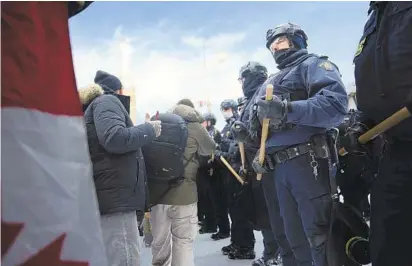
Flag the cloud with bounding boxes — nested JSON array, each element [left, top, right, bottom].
[[71, 23, 277, 129], [70, 22, 354, 129]]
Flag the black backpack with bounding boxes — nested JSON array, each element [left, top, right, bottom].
[[142, 113, 190, 185]]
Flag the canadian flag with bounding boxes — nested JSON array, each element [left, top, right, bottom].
[[1, 2, 107, 266]]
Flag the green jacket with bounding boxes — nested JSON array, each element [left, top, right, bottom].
[[149, 104, 216, 206]]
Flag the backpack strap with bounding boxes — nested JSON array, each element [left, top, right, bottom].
[[150, 152, 196, 207]]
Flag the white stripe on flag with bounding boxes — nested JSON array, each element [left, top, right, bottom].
[[2, 107, 107, 266]]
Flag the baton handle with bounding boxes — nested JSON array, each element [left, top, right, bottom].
[[339, 107, 411, 156], [257, 84, 274, 180], [220, 156, 245, 185]]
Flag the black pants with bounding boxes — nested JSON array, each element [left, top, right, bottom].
[[262, 171, 308, 266], [262, 229, 280, 260], [197, 167, 216, 230], [370, 139, 412, 266], [211, 167, 230, 233], [227, 171, 255, 248]]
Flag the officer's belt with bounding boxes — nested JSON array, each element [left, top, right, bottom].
[[271, 142, 312, 164]]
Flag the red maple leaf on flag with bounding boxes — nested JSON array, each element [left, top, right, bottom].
[[1, 220, 89, 266], [2, 221, 24, 257]]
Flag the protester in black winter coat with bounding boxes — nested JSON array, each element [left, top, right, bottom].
[[79, 70, 161, 266]]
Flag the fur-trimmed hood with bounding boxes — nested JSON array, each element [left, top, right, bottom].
[[78, 84, 104, 111], [169, 104, 204, 123]]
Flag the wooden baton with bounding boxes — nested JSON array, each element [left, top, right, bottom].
[[239, 142, 246, 170], [339, 107, 411, 156], [256, 84, 274, 181], [220, 156, 245, 185]]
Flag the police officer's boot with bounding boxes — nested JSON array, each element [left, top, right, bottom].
[[211, 231, 230, 240], [199, 225, 217, 234], [221, 243, 238, 255], [251, 255, 282, 266], [228, 247, 256, 260]]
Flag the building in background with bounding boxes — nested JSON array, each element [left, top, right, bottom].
[[122, 84, 137, 123], [118, 36, 138, 123]]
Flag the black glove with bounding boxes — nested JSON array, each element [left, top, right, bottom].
[[231, 121, 249, 143], [252, 149, 275, 174], [213, 131, 222, 144], [238, 165, 247, 177], [214, 150, 223, 160], [256, 95, 288, 127], [340, 122, 369, 155]]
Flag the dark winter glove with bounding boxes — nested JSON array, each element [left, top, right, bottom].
[[340, 122, 369, 155], [252, 149, 275, 174], [213, 132, 222, 144], [238, 165, 247, 177], [213, 150, 223, 160], [256, 95, 288, 127], [231, 121, 249, 143]]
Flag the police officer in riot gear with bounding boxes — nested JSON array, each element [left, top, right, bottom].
[[202, 112, 231, 240], [217, 99, 256, 260], [220, 99, 239, 139], [252, 23, 348, 266], [340, 3, 412, 266], [197, 113, 221, 234], [233, 62, 284, 266]]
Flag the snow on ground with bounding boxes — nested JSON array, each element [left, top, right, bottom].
[[140, 230, 372, 266], [140, 230, 265, 266]]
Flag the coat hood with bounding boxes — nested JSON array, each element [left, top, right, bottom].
[[170, 104, 203, 123], [78, 84, 104, 111]]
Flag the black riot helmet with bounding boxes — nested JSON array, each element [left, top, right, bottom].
[[220, 99, 238, 111], [238, 62, 268, 98], [265, 22, 308, 50], [203, 112, 217, 126], [238, 61, 268, 80]]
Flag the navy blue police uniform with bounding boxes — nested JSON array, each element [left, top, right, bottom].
[[344, 2, 412, 265], [217, 99, 257, 259], [204, 113, 231, 239], [237, 62, 280, 266], [234, 61, 299, 266], [252, 23, 348, 266], [197, 113, 221, 234]]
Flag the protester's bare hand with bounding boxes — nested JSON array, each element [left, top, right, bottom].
[[145, 113, 151, 122]]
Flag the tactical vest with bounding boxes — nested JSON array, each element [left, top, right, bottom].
[[250, 54, 326, 136]]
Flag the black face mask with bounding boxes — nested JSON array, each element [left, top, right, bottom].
[[242, 74, 267, 98], [273, 48, 299, 65]]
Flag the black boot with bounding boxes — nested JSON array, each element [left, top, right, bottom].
[[221, 243, 238, 255], [199, 225, 217, 234], [228, 247, 256, 260], [251, 255, 281, 266], [211, 231, 230, 240]]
